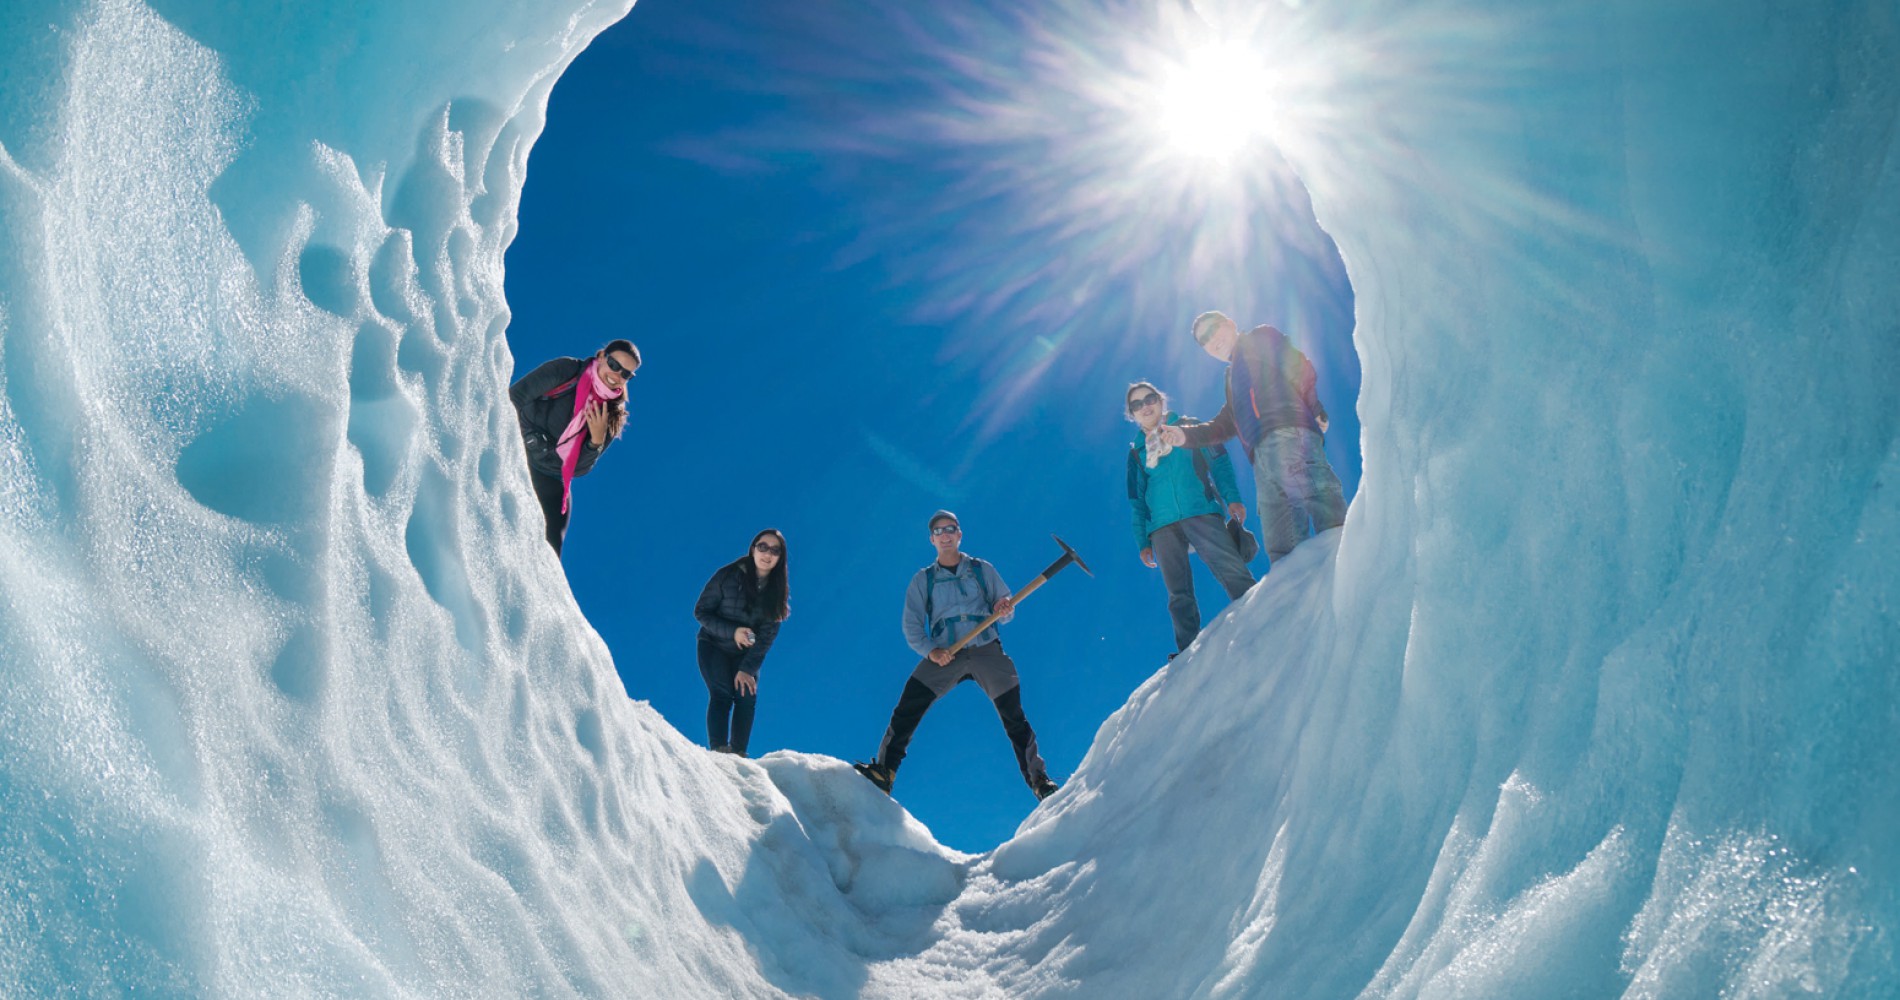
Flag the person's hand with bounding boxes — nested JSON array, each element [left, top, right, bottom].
[[584, 400, 610, 445], [735, 672, 758, 696], [1227, 502, 1246, 522], [929, 647, 954, 666], [993, 594, 1014, 615], [1317, 415, 1329, 435], [1140, 548, 1157, 568], [1157, 425, 1187, 447], [734, 627, 756, 649]]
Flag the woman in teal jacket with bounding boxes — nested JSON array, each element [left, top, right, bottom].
[[1125, 382, 1257, 653]]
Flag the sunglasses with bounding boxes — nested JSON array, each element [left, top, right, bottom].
[[753, 541, 784, 556], [602, 354, 638, 379], [930, 524, 960, 536], [1128, 393, 1162, 412]]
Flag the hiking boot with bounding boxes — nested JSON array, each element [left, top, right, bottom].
[[715, 745, 746, 757], [1033, 777, 1060, 802], [853, 760, 895, 795]]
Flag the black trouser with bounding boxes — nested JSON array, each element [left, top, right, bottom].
[[529, 468, 569, 555], [698, 637, 757, 755], [878, 677, 1047, 788]]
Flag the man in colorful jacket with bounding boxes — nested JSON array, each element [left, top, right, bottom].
[[1159, 312, 1347, 562]]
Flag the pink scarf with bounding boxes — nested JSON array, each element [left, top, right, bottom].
[[554, 359, 624, 513]]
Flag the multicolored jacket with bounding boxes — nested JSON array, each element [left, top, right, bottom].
[[1180, 325, 1328, 457]]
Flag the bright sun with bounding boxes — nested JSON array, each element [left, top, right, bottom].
[[1153, 41, 1276, 163]]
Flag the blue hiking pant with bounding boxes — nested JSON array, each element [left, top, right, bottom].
[[1253, 426, 1346, 561], [1149, 513, 1255, 651]]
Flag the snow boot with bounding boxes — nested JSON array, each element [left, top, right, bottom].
[[853, 760, 895, 795], [1033, 777, 1060, 802]]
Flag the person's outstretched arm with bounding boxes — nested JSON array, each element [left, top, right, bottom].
[[1175, 403, 1236, 449]]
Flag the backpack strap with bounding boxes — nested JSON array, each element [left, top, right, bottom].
[[1189, 447, 1220, 502], [969, 556, 996, 607], [1175, 419, 1221, 502], [923, 563, 935, 625]]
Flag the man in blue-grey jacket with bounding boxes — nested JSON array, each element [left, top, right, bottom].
[[855, 510, 1059, 802]]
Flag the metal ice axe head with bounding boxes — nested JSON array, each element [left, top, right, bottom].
[[1044, 534, 1094, 580], [943, 533, 1094, 655]]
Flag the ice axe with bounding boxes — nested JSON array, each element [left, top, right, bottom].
[[945, 534, 1094, 656]]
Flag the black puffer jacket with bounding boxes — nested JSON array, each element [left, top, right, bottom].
[[509, 357, 613, 478], [694, 562, 784, 675]]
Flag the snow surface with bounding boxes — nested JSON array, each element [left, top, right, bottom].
[[2, 0, 1896, 997]]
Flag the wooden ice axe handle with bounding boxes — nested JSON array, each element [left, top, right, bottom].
[[943, 535, 1093, 656]]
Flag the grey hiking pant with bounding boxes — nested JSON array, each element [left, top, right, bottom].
[[1150, 513, 1255, 651], [1253, 426, 1346, 561], [875, 641, 1050, 789]]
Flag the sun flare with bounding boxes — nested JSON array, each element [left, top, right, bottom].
[[1153, 40, 1277, 163]]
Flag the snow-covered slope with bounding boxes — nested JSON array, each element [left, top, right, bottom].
[[1, 0, 1893, 996]]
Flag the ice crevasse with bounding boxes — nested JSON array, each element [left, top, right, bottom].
[[0, 0, 1895, 997]]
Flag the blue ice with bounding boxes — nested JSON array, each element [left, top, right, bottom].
[[0, 0, 1893, 996]]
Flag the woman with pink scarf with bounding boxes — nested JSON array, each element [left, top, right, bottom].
[[508, 339, 639, 555]]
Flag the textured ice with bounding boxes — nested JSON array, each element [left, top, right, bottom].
[[1, 0, 1895, 997]]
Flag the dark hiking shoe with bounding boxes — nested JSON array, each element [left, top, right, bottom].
[[715, 745, 746, 757], [853, 760, 895, 795], [1033, 777, 1060, 802]]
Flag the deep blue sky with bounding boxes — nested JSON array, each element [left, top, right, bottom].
[[504, 0, 1358, 852]]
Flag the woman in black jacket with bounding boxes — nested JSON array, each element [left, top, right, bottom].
[[693, 529, 791, 757], [508, 339, 639, 554]]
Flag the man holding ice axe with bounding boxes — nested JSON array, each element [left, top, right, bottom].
[[855, 510, 1084, 803]]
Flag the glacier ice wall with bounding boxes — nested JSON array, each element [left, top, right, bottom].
[[1, 0, 1895, 997], [0, 0, 858, 994], [955, 0, 1899, 995]]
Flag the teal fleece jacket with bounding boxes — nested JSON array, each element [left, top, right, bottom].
[[1127, 413, 1243, 552]]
